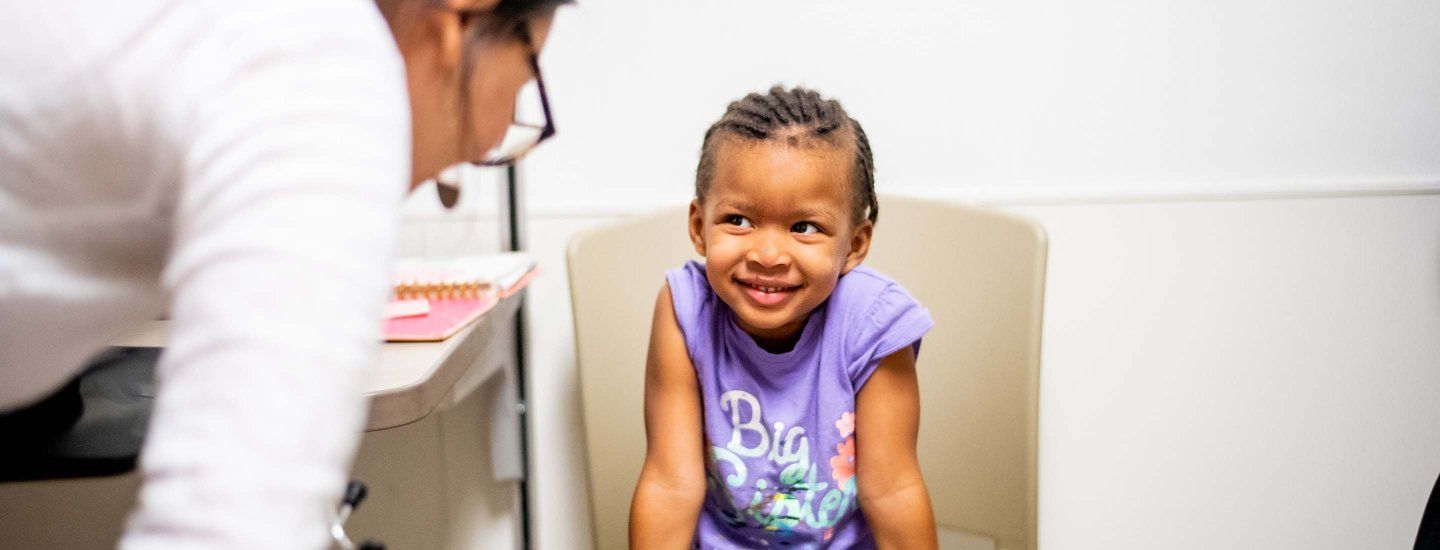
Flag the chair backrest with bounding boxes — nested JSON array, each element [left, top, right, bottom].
[[568, 196, 1046, 550]]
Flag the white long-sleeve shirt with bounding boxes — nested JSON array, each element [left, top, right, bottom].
[[0, 0, 409, 547]]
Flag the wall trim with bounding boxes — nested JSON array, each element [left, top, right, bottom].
[[526, 180, 1440, 219]]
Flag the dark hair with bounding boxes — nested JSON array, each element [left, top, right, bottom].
[[375, 0, 572, 39], [695, 85, 878, 224], [481, 0, 573, 37]]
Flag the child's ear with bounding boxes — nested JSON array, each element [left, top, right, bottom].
[[841, 219, 873, 275], [688, 199, 707, 257]]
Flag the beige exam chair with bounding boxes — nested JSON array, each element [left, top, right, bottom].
[[568, 196, 1047, 550]]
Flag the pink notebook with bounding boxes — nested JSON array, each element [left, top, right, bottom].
[[381, 265, 540, 342], [383, 295, 499, 342]]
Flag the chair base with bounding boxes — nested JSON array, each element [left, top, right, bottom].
[[0, 347, 158, 482]]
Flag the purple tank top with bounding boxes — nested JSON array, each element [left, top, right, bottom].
[[666, 260, 933, 549]]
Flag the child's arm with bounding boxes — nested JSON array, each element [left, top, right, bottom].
[[856, 345, 940, 550], [629, 282, 708, 549]]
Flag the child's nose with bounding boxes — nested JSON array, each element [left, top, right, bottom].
[[746, 231, 790, 268]]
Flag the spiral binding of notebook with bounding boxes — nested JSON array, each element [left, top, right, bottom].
[[390, 253, 535, 299], [392, 279, 492, 300]]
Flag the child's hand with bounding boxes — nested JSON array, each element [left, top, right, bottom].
[[856, 345, 940, 550]]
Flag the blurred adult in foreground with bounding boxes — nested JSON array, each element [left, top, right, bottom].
[[0, 0, 566, 547]]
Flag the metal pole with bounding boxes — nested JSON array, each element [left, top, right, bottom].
[[504, 165, 532, 550]]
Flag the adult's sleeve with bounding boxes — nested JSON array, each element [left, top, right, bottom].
[[119, 2, 410, 549]]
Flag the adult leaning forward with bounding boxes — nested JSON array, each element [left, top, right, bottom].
[[0, 0, 567, 547]]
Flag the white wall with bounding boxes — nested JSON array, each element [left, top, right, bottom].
[[528, 0, 1440, 209], [406, 1, 1440, 548], [1010, 194, 1440, 549]]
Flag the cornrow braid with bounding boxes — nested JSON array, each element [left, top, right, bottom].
[[696, 85, 878, 224]]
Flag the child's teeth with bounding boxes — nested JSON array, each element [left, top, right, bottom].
[[745, 281, 791, 293]]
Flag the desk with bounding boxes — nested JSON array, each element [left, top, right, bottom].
[[113, 290, 524, 432], [0, 291, 528, 549]]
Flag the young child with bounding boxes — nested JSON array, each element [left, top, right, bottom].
[[630, 86, 939, 549]]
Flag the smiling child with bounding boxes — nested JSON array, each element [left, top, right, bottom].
[[629, 86, 939, 549]]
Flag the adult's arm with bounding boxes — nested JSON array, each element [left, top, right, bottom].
[[119, 2, 410, 548]]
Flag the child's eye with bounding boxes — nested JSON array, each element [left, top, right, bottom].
[[724, 215, 753, 228], [791, 222, 821, 235]]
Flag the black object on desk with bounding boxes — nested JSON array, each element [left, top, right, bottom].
[[0, 347, 158, 482]]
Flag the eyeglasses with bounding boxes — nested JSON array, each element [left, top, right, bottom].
[[436, 19, 556, 209]]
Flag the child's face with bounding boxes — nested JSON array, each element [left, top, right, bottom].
[[689, 140, 873, 347]]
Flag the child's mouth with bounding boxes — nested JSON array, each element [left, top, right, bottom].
[[735, 278, 801, 307]]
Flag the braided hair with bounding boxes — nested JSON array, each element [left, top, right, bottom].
[[696, 86, 878, 225]]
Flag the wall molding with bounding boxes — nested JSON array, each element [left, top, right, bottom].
[[524, 180, 1440, 219]]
